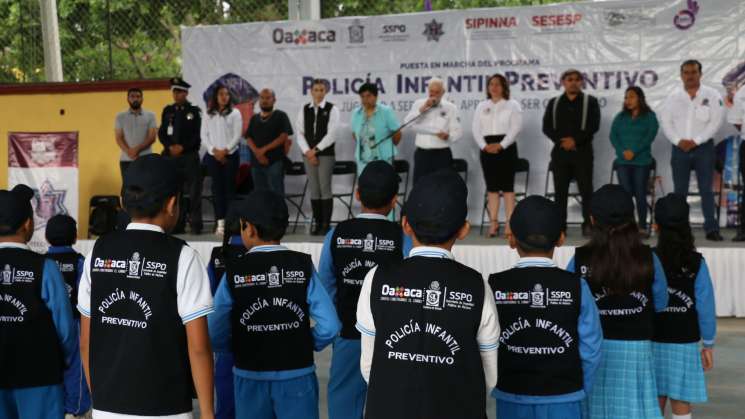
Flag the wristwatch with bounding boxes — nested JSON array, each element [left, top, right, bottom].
[[313, 147, 321, 154]]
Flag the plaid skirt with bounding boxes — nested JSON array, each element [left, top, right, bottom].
[[586, 340, 662, 419], [652, 342, 708, 403]]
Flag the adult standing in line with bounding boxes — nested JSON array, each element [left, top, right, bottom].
[[404, 77, 462, 183], [660, 60, 725, 241], [201, 84, 243, 237], [296, 79, 340, 235], [158, 77, 203, 235], [245, 88, 294, 197], [115, 87, 157, 179], [350, 83, 401, 175], [473, 73, 523, 238], [542, 69, 601, 236], [609, 86, 659, 234]]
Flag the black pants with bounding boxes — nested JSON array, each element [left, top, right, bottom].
[[169, 151, 203, 232], [414, 147, 453, 183], [119, 161, 132, 180], [552, 148, 593, 229], [204, 152, 239, 219]]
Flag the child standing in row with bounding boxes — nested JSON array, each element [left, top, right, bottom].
[[567, 185, 669, 419], [489, 196, 603, 419], [653, 194, 716, 419]]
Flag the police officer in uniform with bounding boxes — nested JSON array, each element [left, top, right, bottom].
[[488, 196, 602, 419], [0, 186, 76, 419], [318, 161, 412, 419], [208, 189, 340, 419], [158, 77, 203, 234], [44, 214, 92, 417], [356, 170, 500, 419], [77, 154, 215, 419]]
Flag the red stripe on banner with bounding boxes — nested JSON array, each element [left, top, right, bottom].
[[8, 132, 79, 168]]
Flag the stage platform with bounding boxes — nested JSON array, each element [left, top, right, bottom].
[[74, 227, 745, 317]]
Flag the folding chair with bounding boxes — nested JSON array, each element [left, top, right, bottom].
[[544, 161, 583, 225], [200, 164, 217, 228], [451, 158, 468, 183], [284, 161, 309, 233], [331, 161, 358, 223], [480, 158, 530, 235], [609, 158, 658, 231], [681, 163, 724, 227], [393, 160, 411, 220]]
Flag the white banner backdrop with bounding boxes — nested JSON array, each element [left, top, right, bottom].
[[8, 132, 80, 251], [183, 0, 745, 224]]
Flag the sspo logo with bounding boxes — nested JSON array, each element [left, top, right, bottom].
[[382, 24, 406, 34], [381, 284, 423, 299]]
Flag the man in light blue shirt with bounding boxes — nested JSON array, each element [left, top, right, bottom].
[[350, 83, 401, 174]]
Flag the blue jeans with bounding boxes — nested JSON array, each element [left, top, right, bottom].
[[616, 164, 651, 229], [251, 160, 285, 197], [234, 373, 319, 419], [671, 141, 718, 233], [205, 152, 240, 220]]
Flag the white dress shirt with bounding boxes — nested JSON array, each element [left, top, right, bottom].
[[472, 98, 523, 150], [78, 223, 214, 419], [403, 98, 462, 149], [355, 246, 500, 392], [295, 100, 341, 154], [660, 85, 725, 145], [200, 107, 243, 155], [727, 85, 745, 136]]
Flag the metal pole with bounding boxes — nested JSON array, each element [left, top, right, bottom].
[[38, 0, 63, 81], [107, 0, 113, 79], [289, 0, 319, 20]]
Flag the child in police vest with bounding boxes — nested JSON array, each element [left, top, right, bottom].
[[653, 194, 716, 419], [0, 185, 76, 419], [78, 154, 216, 419], [206, 200, 247, 419], [208, 189, 340, 419], [566, 184, 669, 419], [356, 169, 500, 419], [44, 214, 92, 418], [318, 160, 412, 419], [488, 196, 602, 419]]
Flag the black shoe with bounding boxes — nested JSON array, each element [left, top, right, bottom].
[[706, 231, 724, 242], [733, 232, 745, 242]]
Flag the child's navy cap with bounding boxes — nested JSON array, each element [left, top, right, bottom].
[[0, 185, 34, 235], [358, 160, 400, 202], [404, 169, 468, 238], [655, 193, 689, 228], [591, 184, 635, 226], [235, 190, 289, 229], [510, 196, 563, 250], [122, 154, 184, 207], [45, 214, 77, 244]]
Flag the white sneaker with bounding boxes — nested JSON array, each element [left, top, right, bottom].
[[215, 219, 225, 237]]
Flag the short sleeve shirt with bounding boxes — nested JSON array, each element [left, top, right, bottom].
[[115, 109, 157, 161], [246, 110, 294, 165]]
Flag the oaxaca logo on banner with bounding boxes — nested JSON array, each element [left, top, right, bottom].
[[8, 132, 79, 250]]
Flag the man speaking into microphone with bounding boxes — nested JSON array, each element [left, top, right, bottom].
[[404, 77, 462, 183]]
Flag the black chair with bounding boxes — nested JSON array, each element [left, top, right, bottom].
[[451, 158, 468, 183], [88, 195, 121, 238], [200, 164, 217, 228], [331, 161, 358, 223], [480, 158, 530, 235], [393, 160, 411, 220], [284, 161, 310, 233], [544, 161, 583, 225], [609, 158, 658, 231]]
